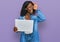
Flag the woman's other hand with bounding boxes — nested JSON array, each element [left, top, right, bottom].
[[13, 26, 18, 32], [34, 3, 38, 10]]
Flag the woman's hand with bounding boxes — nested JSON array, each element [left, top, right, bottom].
[[13, 26, 18, 32], [34, 3, 38, 10]]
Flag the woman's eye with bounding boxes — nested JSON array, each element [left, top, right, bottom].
[[29, 6, 33, 9], [28, 6, 31, 8]]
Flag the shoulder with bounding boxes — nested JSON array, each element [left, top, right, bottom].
[[31, 15, 37, 20]]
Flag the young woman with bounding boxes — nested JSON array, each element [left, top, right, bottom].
[[14, 1, 46, 42]]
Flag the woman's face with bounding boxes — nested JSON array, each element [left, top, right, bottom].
[[26, 3, 34, 14]]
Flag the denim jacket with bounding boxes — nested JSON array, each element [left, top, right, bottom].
[[18, 10, 46, 42]]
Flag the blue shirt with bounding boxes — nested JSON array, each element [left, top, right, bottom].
[[19, 10, 46, 42]]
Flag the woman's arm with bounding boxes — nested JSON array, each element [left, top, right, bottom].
[[35, 10, 46, 22]]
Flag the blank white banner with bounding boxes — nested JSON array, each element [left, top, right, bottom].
[[15, 19, 34, 34]]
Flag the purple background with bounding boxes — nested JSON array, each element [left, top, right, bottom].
[[0, 0, 60, 42]]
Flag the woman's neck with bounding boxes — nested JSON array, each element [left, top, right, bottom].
[[25, 13, 31, 20]]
